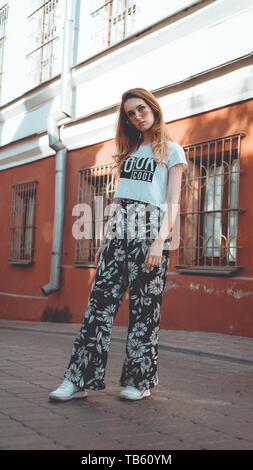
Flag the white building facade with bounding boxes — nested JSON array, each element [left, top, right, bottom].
[[0, 0, 252, 167]]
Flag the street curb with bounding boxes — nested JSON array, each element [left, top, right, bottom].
[[1, 324, 253, 366], [112, 335, 253, 366]]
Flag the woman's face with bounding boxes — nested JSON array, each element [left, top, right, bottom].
[[124, 97, 155, 134]]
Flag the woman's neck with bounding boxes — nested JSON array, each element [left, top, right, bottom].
[[141, 129, 153, 144]]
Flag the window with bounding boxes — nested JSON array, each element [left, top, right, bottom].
[[9, 181, 37, 265], [74, 163, 116, 266], [80, 0, 197, 62], [89, 0, 138, 53], [27, 0, 64, 87], [176, 133, 245, 276], [0, 3, 9, 102]]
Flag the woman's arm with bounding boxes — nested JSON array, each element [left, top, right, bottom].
[[95, 172, 120, 266], [157, 163, 184, 242], [145, 164, 184, 270], [94, 200, 117, 266], [103, 200, 118, 242]]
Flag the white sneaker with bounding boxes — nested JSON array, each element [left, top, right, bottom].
[[120, 386, 151, 401], [49, 378, 87, 402]]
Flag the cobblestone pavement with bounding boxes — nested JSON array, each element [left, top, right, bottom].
[[0, 321, 253, 451]]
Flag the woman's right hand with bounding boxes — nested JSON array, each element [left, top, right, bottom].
[[95, 244, 104, 267]]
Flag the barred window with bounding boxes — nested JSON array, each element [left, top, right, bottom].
[[9, 181, 37, 265], [90, 0, 138, 53], [176, 133, 245, 276], [0, 3, 9, 102], [27, 0, 64, 87], [74, 164, 116, 267]]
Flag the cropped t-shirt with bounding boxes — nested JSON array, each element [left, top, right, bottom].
[[113, 141, 188, 210]]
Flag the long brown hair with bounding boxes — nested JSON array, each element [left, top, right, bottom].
[[112, 88, 170, 179]]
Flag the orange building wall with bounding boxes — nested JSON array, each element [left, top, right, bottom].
[[0, 99, 253, 336]]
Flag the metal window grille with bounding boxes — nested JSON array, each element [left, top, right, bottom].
[[74, 163, 116, 266], [176, 133, 245, 276], [0, 3, 9, 102], [9, 181, 37, 265], [27, 0, 63, 87], [90, 0, 137, 51]]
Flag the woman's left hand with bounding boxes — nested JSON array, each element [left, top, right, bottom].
[[145, 239, 164, 270]]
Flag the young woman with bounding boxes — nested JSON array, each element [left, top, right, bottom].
[[49, 88, 188, 401]]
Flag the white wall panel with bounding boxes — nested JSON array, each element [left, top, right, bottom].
[[1, 0, 253, 169]]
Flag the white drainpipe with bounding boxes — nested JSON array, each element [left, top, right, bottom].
[[41, 0, 77, 296]]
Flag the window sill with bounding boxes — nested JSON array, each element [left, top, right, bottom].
[[175, 265, 243, 277], [8, 259, 34, 266], [74, 263, 96, 268]]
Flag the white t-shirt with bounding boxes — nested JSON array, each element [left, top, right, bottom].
[[113, 141, 188, 210]]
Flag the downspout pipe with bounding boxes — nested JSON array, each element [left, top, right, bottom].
[[41, 0, 76, 296]]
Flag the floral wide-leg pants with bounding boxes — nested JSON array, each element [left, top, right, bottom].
[[64, 199, 170, 391]]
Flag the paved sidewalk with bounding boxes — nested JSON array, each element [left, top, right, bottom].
[[1, 319, 253, 365], [0, 320, 253, 450]]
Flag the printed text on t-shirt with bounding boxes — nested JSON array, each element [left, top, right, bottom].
[[120, 156, 157, 182]]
